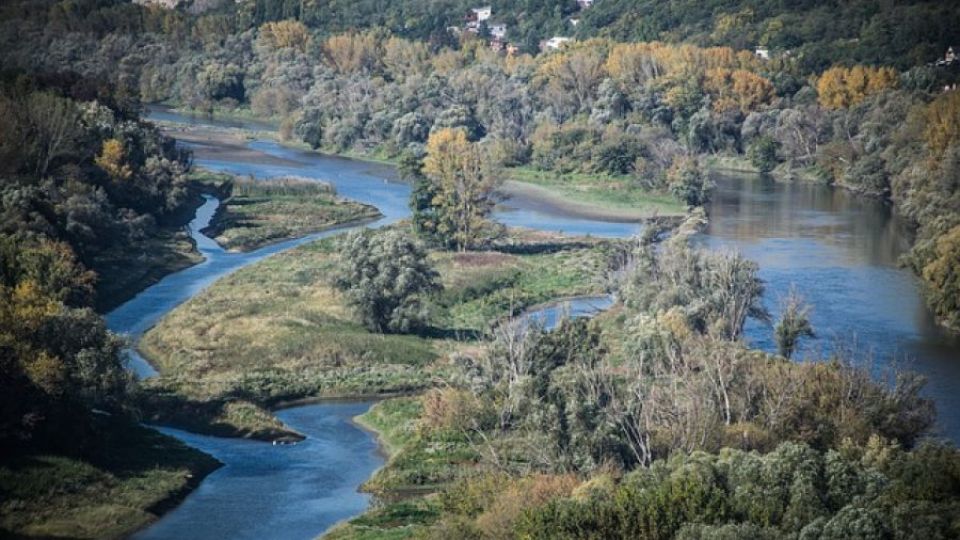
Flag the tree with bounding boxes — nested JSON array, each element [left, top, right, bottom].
[[921, 224, 960, 330], [816, 65, 898, 109], [95, 138, 132, 181], [421, 128, 502, 251], [257, 20, 310, 53], [774, 287, 815, 359], [748, 135, 780, 173], [24, 92, 81, 177], [667, 155, 713, 207], [332, 229, 441, 333], [924, 91, 960, 158]]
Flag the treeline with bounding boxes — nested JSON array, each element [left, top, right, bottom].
[[8, 0, 958, 66], [432, 439, 960, 538], [0, 72, 195, 455]]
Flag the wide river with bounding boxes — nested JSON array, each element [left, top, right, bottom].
[[109, 108, 959, 539]]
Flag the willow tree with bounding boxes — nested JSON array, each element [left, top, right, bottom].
[[421, 128, 502, 251]]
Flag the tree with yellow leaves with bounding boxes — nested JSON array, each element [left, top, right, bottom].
[[421, 128, 502, 251], [257, 20, 310, 52], [537, 42, 608, 114], [924, 91, 960, 158], [322, 31, 381, 74], [95, 138, 132, 181], [605, 42, 664, 87], [816, 65, 898, 109], [922, 224, 960, 330], [703, 68, 774, 113]]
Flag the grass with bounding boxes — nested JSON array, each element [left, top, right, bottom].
[[325, 398, 461, 539], [505, 165, 685, 218], [198, 173, 381, 252], [137, 228, 612, 440], [0, 417, 220, 539]]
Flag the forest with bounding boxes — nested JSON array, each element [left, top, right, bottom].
[[2, 0, 957, 328], [1, 0, 960, 538]]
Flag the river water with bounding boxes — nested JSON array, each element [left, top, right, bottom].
[[112, 108, 959, 539]]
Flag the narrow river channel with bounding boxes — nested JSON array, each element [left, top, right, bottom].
[[108, 108, 959, 539]]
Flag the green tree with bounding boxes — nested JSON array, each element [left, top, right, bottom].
[[667, 156, 713, 207], [774, 288, 815, 359], [332, 229, 441, 333], [748, 136, 781, 173]]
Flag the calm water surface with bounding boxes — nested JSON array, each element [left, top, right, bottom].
[[114, 109, 959, 539], [133, 402, 380, 540], [702, 174, 960, 440]]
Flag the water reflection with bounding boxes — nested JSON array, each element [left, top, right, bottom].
[[704, 172, 959, 440]]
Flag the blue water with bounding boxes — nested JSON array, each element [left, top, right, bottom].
[[133, 402, 380, 540], [111, 108, 960, 540]]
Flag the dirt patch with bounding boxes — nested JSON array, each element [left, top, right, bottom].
[[160, 125, 304, 167]]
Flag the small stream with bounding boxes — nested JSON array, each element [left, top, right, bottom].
[[111, 107, 959, 539]]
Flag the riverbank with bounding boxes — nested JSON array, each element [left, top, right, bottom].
[[192, 171, 381, 252], [92, 189, 213, 313], [0, 416, 220, 539], [135, 227, 613, 441], [153, 118, 685, 224]]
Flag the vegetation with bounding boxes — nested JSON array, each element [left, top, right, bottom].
[[3, 0, 960, 537], [330, 223, 945, 539], [199, 173, 380, 251], [415, 128, 503, 251], [0, 417, 220, 539], [137, 228, 611, 438], [3, 0, 956, 324], [333, 229, 442, 333]]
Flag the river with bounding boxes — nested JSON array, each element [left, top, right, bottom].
[[111, 107, 958, 539]]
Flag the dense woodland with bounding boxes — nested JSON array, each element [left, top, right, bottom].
[[2, 0, 957, 328], [0, 71, 196, 455], [2, 0, 960, 538]]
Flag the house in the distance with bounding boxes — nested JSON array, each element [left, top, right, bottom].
[[755, 46, 770, 60], [469, 6, 492, 22], [577, 0, 594, 9], [465, 6, 493, 32], [489, 23, 507, 40], [541, 36, 573, 51], [133, 0, 182, 7]]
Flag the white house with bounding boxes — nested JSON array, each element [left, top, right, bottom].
[[471, 6, 492, 22], [542, 36, 573, 51], [755, 46, 770, 60], [489, 23, 507, 39], [577, 0, 594, 8]]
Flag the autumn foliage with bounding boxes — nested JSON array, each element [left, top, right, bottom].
[[816, 65, 899, 108]]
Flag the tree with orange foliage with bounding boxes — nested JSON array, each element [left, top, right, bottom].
[[816, 65, 898, 108], [703, 68, 774, 113], [322, 31, 381, 74]]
